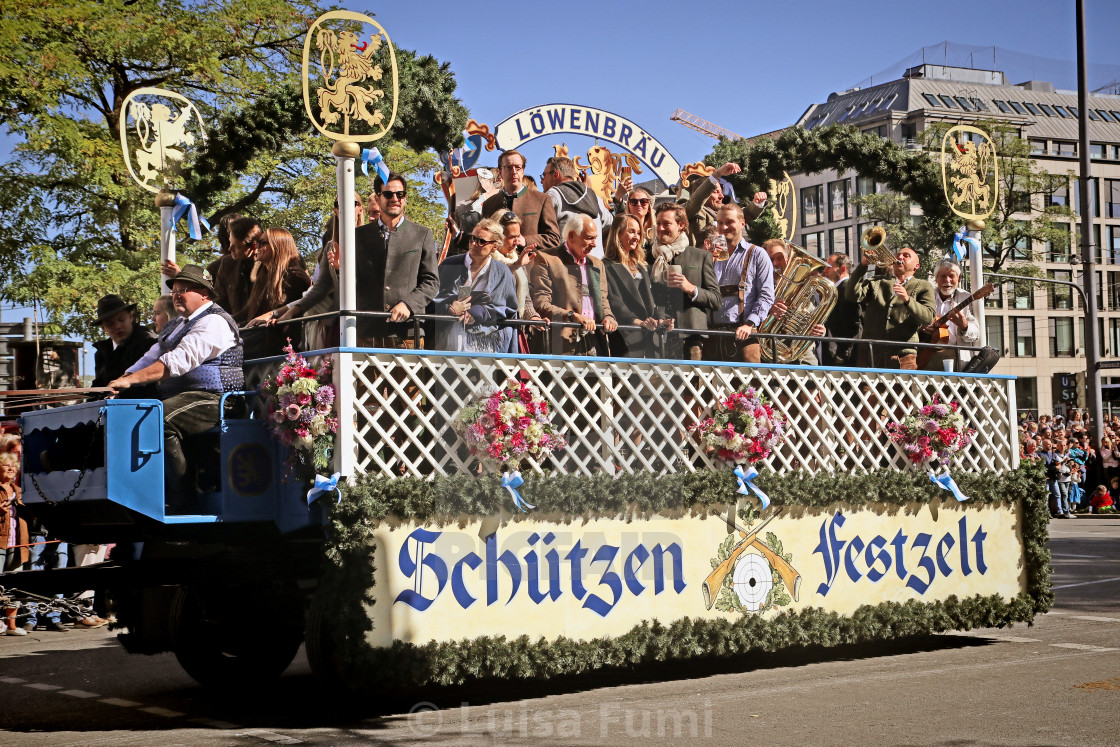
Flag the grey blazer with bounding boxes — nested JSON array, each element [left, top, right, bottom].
[[354, 219, 440, 338]]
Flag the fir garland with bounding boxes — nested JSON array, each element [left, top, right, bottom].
[[318, 461, 1051, 690]]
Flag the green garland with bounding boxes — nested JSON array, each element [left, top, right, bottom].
[[318, 461, 1051, 689]]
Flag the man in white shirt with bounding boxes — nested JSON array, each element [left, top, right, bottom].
[[921, 259, 978, 371], [109, 265, 243, 511]]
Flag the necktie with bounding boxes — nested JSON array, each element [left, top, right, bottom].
[[505, 192, 515, 210]]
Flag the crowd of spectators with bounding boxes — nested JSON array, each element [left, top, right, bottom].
[[1019, 410, 1118, 516]]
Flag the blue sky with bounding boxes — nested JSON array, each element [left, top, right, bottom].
[[370, 0, 1120, 179]]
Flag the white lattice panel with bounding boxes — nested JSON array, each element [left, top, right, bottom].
[[247, 351, 1018, 479]]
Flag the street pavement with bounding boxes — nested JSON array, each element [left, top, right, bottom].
[[0, 515, 1117, 746]]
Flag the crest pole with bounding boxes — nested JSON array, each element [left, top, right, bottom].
[[155, 190, 177, 295], [966, 218, 986, 346], [331, 141, 359, 479]]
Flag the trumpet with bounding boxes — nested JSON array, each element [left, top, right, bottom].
[[860, 226, 895, 269]]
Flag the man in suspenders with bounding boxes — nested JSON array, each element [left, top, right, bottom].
[[706, 203, 775, 362]]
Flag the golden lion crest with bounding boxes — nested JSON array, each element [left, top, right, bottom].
[[941, 125, 998, 221], [118, 87, 206, 194], [301, 11, 399, 142]]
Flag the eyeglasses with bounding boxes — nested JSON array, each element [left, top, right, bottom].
[[380, 190, 407, 200], [501, 163, 525, 172], [469, 236, 499, 247], [628, 198, 650, 206]]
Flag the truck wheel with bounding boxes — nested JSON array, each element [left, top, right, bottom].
[[304, 600, 344, 688], [169, 587, 302, 688]]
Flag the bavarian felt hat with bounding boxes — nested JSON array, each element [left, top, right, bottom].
[[169, 264, 216, 296], [94, 294, 137, 324]]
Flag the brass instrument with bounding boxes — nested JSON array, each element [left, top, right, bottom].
[[860, 225, 895, 269], [758, 241, 838, 364]]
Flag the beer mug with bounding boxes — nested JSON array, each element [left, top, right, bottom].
[[711, 233, 730, 261]]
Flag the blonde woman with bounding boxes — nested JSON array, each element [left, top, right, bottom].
[[603, 215, 660, 358]]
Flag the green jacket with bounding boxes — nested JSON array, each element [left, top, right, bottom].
[[843, 264, 936, 356]]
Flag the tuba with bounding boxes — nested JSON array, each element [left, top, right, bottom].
[[860, 225, 895, 270], [758, 241, 838, 364]]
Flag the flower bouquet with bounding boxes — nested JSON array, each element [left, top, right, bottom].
[[886, 396, 975, 468], [259, 342, 338, 477], [454, 379, 566, 469], [689, 387, 787, 465]]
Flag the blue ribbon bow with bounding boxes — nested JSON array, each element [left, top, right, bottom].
[[929, 469, 969, 502], [734, 465, 771, 510], [307, 472, 342, 506], [952, 226, 980, 263], [501, 470, 535, 513], [360, 147, 390, 182], [169, 193, 210, 241]]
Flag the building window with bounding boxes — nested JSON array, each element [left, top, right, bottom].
[[1008, 101, 1027, 114], [986, 315, 1004, 351], [1023, 102, 1042, 116], [1109, 272, 1120, 309], [1040, 104, 1057, 116], [984, 283, 1004, 309], [1107, 179, 1120, 219], [1009, 219, 1032, 260], [1047, 182, 1069, 209], [802, 231, 824, 258], [1090, 143, 1106, 160], [1074, 178, 1098, 217], [1049, 317, 1075, 357], [993, 99, 1011, 113], [1015, 377, 1038, 416], [970, 98, 989, 111], [1096, 110, 1114, 123], [1070, 106, 1081, 117], [1087, 108, 1100, 121], [1109, 225, 1120, 263], [1048, 270, 1073, 309], [828, 179, 849, 222], [922, 93, 940, 107], [829, 227, 849, 257], [1111, 111, 1120, 123], [1029, 139, 1046, 155], [1012, 280, 1034, 310], [955, 96, 975, 111], [1054, 105, 1073, 118], [1053, 141, 1076, 157], [939, 95, 958, 108], [801, 185, 823, 227], [1047, 223, 1071, 262], [1011, 317, 1035, 357], [1110, 319, 1120, 358]]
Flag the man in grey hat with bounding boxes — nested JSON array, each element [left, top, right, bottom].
[[91, 294, 157, 388], [109, 265, 244, 511]]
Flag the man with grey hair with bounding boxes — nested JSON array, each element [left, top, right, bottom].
[[530, 214, 617, 355], [541, 156, 612, 258], [921, 258, 978, 371]]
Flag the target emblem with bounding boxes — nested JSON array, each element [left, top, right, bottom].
[[732, 552, 773, 611]]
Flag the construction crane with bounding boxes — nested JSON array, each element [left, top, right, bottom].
[[669, 109, 743, 141]]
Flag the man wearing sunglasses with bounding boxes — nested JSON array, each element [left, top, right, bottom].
[[685, 161, 767, 248], [480, 150, 561, 253], [352, 172, 439, 348]]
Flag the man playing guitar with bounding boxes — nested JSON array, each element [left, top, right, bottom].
[[920, 259, 986, 371]]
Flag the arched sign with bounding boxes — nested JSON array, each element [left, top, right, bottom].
[[494, 104, 681, 187]]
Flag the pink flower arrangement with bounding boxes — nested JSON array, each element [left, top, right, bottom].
[[886, 396, 975, 467], [259, 341, 338, 476], [689, 387, 787, 465], [454, 379, 566, 469]]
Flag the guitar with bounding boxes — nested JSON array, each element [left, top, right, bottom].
[[916, 282, 994, 368]]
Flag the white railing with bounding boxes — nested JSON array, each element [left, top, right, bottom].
[[249, 348, 1019, 479]]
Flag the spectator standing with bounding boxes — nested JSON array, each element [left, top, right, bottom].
[[481, 150, 560, 253], [490, 210, 543, 351], [530, 215, 617, 355], [91, 295, 158, 388], [542, 156, 613, 259], [684, 162, 765, 248], [708, 203, 774, 362], [821, 253, 861, 366], [0, 453, 28, 635], [432, 217, 518, 353], [352, 172, 440, 348], [603, 215, 659, 358], [445, 167, 499, 257], [242, 228, 312, 356], [647, 203, 720, 360]]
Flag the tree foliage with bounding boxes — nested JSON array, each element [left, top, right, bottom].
[[0, 0, 468, 338]]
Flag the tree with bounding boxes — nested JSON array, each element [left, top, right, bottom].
[[0, 0, 467, 338]]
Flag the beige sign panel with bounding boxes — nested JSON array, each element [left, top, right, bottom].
[[768, 171, 797, 243], [301, 10, 399, 142], [118, 87, 207, 194], [366, 503, 1024, 647]]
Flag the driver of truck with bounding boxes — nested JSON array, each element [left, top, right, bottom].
[[108, 265, 244, 512]]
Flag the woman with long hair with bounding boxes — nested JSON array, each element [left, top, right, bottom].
[[243, 227, 311, 356], [603, 214, 659, 358], [619, 185, 655, 251]]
